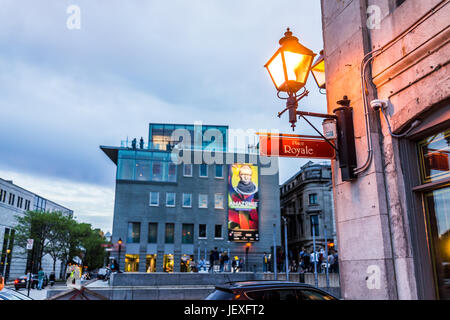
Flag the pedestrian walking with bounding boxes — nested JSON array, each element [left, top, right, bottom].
[[263, 252, 269, 273], [212, 247, 220, 272], [49, 272, 56, 287], [37, 267, 45, 290], [222, 251, 230, 272]]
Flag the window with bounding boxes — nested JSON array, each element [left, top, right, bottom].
[[182, 224, 194, 244], [8, 193, 15, 206], [152, 161, 163, 181], [310, 215, 319, 236], [124, 254, 139, 272], [245, 289, 298, 301], [183, 164, 193, 177], [214, 193, 224, 209], [199, 164, 208, 177], [148, 223, 158, 243], [24, 199, 30, 210], [0, 189, 6, 202], [127, 222, 141, 243], [199, 194, 208, 208], [395, 0, 407, 7], [17, 196, 23, 208], [214, 225, 222, 238], [168, 162, 177, 182], [135, 160, 150, 181], [299, 289, 336, 300], [166, 193, 176, 207], [165, 223, 174, 243], [309, 193, 318, 205], [182, 193, 192, 208], [146, 254, 157, 273], [199, 224, 207, 238], [215, 165, 224, 178], [149, 192, 159, 206]]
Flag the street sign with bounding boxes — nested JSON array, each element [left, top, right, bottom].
[[259, 134, 335, 159], [26, 239, 34, 250]]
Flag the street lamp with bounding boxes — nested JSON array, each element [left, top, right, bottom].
[[311, 49, 326, 89], [117, 238, 122, 271], [264, 28, 316, 130]]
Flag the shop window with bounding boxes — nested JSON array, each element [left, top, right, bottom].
[[183, 193, 192, 208], [127, 222, 141, 243], [214, 194, 224, 209], [149, 192, 159, 206], [165, 223, 174, 243], [146, 254, 157, 273], [199, 194, 208, 208], [180, 254, 195, 272], [148, 223, 158, 243], [166, 193, 176, 207], [163, 254, 174, 273], [417, 129, 450, 299], [182, 224, 194, 244], [124, 254, 139, 272]]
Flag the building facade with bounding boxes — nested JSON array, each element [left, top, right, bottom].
[[320, 0, 449, 299], [280, 161, 336, 260], [0, 178, 73, 280], [101, 123, 281, 273]]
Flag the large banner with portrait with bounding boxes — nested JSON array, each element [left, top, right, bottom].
[[228, 164, 259, 242]]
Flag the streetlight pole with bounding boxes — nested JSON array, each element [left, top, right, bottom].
[[117, 238, 122, 272], [325, 225, 330, 289], [273, 224, 277, 280], [282, 216, 289, 281], [312, 221, 318, 287]]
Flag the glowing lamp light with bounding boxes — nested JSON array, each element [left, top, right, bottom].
[[311, 50, 326, 89], [264, 28, 316, 94]]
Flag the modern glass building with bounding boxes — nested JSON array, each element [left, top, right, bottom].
[[100, 123, 281, 273]]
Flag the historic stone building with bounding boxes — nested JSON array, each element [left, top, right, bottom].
[[280, 161, 336, 260], [320, 0, 449, 299]]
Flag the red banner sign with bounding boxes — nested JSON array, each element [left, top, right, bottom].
[[259, 135, 335, 159]]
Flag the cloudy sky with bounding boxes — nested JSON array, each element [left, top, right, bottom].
[[0, 0, 327, 233]]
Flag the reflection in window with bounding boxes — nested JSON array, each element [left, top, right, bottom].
[[424, 186, 450, 300], [309, 193, 318, 205], [183, 164, 193, 177], [166, 193, 176, 207], [182, 224, 194, 244], [127, 222, 141, 243], [183, 193, 192, 207], [148, 223, 158, 243], [149, 192, 159, 206], [215, 194, 224, 209], [199, 194, 208, 208], [165, 223, 174, 243], [152, 161, 162, 181], [418, 130, 450, 183], [168, 162, 177, 182], [136, 160, 150, 181], [199, 164, 208, 177], [117, 158, 135, 180]]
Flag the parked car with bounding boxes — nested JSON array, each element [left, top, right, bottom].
[[14, 275, 28, 290], [0, 287, 33, 300], [204, 281, 339, 301]]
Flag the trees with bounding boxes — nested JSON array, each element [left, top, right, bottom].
[[14, 210, 108, 276]]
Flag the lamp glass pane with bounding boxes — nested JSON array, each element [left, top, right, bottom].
[[266, 52, 285, 89], [312, 60, 325, 87], [284, 51, 313, 84]]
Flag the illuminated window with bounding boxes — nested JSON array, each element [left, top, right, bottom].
[[146, 254, 157, 273], [163, 254, 174, 273], [124, 254, 139, 272]]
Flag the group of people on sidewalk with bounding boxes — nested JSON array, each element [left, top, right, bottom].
[[262, 247, 339, 274]]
